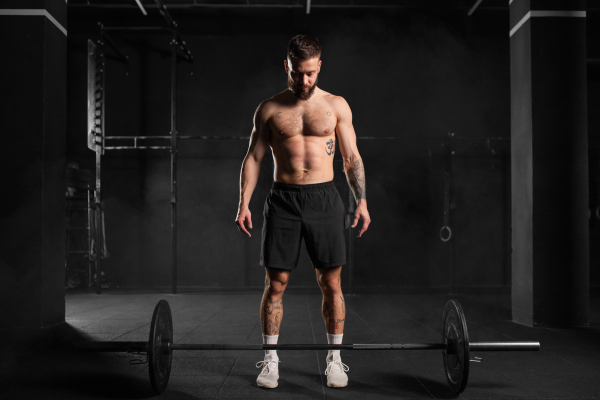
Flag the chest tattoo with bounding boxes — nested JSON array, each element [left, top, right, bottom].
[[326, 111, 332, 117]]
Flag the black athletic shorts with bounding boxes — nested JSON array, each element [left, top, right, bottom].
[[260, 180, 346, 270]]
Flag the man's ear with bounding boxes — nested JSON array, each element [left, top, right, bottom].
[[284, 59, 289, 73]]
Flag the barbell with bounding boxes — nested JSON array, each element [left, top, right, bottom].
[[77, 299, 540, 395]]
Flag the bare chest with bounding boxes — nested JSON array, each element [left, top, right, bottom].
[[269, 106, 336, 139]]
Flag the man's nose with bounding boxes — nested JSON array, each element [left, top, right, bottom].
[[303, 76, 310, 86]]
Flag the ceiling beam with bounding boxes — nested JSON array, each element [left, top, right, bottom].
[[467, 0, 484, 16], [134, 0, 148, 15]]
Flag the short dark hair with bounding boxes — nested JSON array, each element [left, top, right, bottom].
[[287, 35, 321, 60]]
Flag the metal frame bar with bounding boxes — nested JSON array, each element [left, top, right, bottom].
[[170, 31, 178, 295], [155, 0, 193, 62], [134, 0, 147, 15], [102, 26, 168, 32], [467, 0, 484, 16], [70, 3, 505, 11], [65, 193, 71, 284], [65, 190, 95, 287], [100, 28, 128, 64], [94, 37, 105, 295], [102, 135, 510, 142]]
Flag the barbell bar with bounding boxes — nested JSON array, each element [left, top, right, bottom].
[[76, 299, 540, 395], [78, 341, 538, 352]]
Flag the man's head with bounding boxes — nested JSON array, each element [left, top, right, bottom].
[[285, 35, 322, 100]]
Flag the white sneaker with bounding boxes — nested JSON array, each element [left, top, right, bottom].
[[325, 354, 349, 388], [256, 354, 280, 388]]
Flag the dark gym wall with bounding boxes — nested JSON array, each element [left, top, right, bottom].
[[67, 6, 513, 291]]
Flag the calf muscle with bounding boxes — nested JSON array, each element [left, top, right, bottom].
[[261, 295, 283, 335]]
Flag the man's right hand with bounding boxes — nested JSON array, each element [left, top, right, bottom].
[[235, 206, 253, 237]]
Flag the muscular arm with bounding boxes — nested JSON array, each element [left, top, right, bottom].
[[334, 96, 371, 237], [239, 101, 271, 208], [334, 97, 366, 203], [347, 159, 366, 201]]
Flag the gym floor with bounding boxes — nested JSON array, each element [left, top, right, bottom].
[[2, 291, 599, 399]]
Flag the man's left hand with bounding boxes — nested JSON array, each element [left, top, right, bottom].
[[352, 201, 371, 237]]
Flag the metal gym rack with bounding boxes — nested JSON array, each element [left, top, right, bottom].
[[88, 0, 193, 294]]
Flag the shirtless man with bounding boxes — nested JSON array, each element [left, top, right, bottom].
[[235, 35, 371, 389]]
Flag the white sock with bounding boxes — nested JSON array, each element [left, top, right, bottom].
[[327, 333, 343, 360], [263, 334, 279, 359]]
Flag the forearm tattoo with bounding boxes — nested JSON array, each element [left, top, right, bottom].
[[346, 159, 366, 201]]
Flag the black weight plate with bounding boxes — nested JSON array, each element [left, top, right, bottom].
[[442, 299, 470, 394], [148, 300, 173, 395]]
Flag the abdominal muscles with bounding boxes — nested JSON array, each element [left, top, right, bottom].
[[273, 135, 335, 184]]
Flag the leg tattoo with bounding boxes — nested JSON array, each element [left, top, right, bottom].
[[261, 296, 283, 335], [322, 294, 346, 334]]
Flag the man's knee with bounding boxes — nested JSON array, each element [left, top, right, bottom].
[[317, 268, 342, 295], [265, 282, 286, 298], [264, 267, 290, 298]]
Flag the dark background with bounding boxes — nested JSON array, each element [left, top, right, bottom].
[[64, 0, 600, 292]]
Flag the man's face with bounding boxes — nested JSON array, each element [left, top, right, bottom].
[[285, 56, 321, 100]]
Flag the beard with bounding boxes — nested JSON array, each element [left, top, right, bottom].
[[287, 76, 318, 100]]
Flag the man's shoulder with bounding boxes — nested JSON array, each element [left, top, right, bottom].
[[268, 89, 296, 105], [318, 90, 347, 105], [256, 90, 289, 117], [321, 92, 350, 115]]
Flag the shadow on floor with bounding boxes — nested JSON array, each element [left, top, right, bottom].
[[1, 323, 164, 399]]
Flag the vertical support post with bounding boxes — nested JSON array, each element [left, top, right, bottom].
[[87, 190, 92, 287], [64, 193, 70, 282], [170, 32, 178, 295], [510, 0, 589, 325], [94, 40, 105, 295], [95, 140, 102, 294]]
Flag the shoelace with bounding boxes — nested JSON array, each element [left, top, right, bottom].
[[256, 359, 280, 375], [325, 359, 349, 375]]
